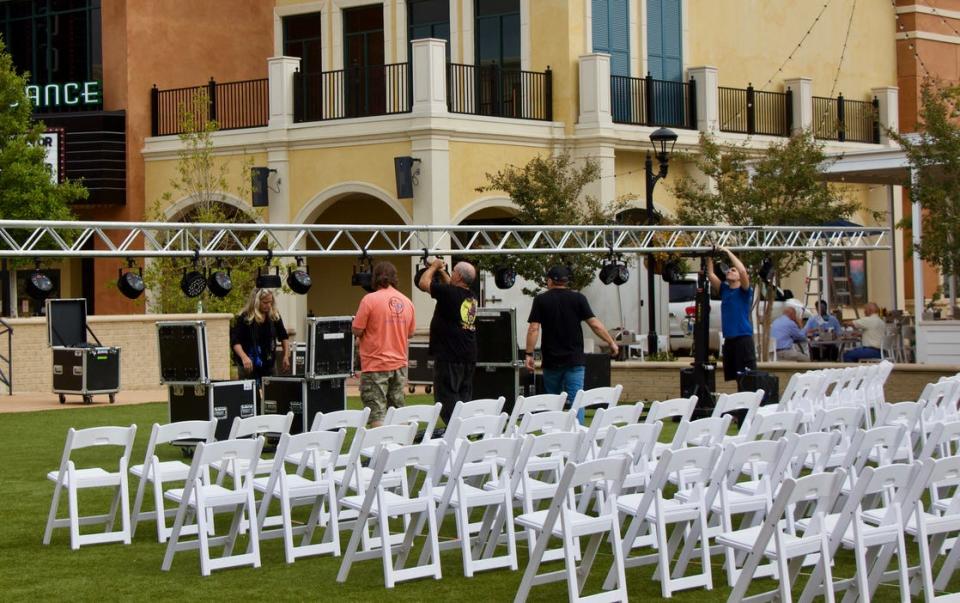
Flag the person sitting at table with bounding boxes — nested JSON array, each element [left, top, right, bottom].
[[805, 300, 843, 361], [770, 300, 809, 362], [842, 302, 884, 362]]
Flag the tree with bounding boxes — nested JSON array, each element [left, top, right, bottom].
[[0, 36, 86, 224], [672, 132, 862, 358], [143, 92, 269, 314], [893, 79, 960, 316], [475, 151, 624, 293]]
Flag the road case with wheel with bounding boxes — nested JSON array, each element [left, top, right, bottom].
[[305, 316, 354, 379], [407, 342, 434, 393], [47, 298, 121, 405], [261, 376, 346, 434], [168, 380, 257, 441]]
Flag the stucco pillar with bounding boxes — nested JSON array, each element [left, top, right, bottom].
[[409, 135, 451, 329], [577, 145, 616, 207], [578, 54, 612, 128], [411, 38, 448, 117], [785, 77, 813, 134], [265, 147, 302, 336], [872, 86, 899, 146], [268, 56, 300, 129], [687, 66, 719, 134]]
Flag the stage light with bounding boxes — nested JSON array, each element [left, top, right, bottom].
[[180, 266, 207, 298], [287, 257, 312, 295], [256, 265, 282, 289], [117, 260, 144, 300], [599, 256, 629, 286], [26, 267, 54, 300], [207, 261, 233, 298], [661, 259, 684, 284], [351, 257, 373, 292], [494, 266, 516, 289]]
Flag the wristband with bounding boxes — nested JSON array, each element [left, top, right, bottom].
[[524, 352, 534, 357]]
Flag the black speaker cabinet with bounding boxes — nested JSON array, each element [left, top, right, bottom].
[[584, 353, 612, 390], [168, 380, 257, 441], [475, 308, 516, 365], [261, 377, 346, 434], [407, 343, 434, 384], [472, 365, 518, 414], [305, 316, 354, 378], [737, 370, 781, 406], [156, 321, 210, 384]]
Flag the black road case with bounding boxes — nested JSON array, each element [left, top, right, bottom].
[[737, 369, 780, 406], [261, 376, 347, 434], [47, 298, 121, 405], [473, 308, 520, 412], [407, 342, 434, 393], [156, 321, 210, 384], [169, 380, 257, 441], [305, 316, 354, 379]]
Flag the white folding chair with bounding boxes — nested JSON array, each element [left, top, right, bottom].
[[215, 412, 294, 484], [130, 420, 217, 542], [646, 396, 697, 456], [712, 390, 764, 440], [808, 406, 864, 469], [672, 416, 733, 450], [908, 455, 960, 602], [780, 430, 841, 481], [426, 437, 522, 577], [873, 401, 922, 462], [43, 425, 137, 550], [918, 420, 960, 462], [161, 437, 264, 576], [516, 409, 578, 436], [287, 408, 370, 473], [577, 402, 645, 460], [718, 470, 848, 603], [598, 421, 663, 494], [384, 402, 443, 442], [570, 385, 624, 422], [515, 456, 632, 603], [612, 446, 720, 597], [254, 429, 346, 563], [734, 409, 803, 443], [448, 397, 506, 425], [336, 442, 447, 588], [505, 392, 567, 435]]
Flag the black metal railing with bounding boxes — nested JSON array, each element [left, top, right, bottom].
[[151, 77, 269, 136], [293, 63, 410, 122], [0, 318, 11, 395], [718, 84, 792, 137], [812, 94, 880, 143], [609, 74, 696, 129], [447, 63, 552, 121]]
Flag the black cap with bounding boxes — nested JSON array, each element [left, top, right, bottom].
[[546, 265, 571, 282]]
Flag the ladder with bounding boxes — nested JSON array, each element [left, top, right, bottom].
[[829, 252, 859, 318], [803, 252, 824, 308]]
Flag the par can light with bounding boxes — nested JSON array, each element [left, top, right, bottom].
[[180, 267, 207, 298], [352, 265, 373, 292], [494, 266, 516, 289], [117, 265, 145, 300], [256, 266, 282, 290], [599, 258, 630, 286], [26, 269, 54, 300], [287, 259, 312, 295], [207, 269, 233, 298]]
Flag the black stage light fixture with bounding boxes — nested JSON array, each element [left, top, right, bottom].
[[26, 266, 54, 300], [256, 265, 282, 289], [117, 259, 145, 300], [352, 262, 373, 292], [494, 266, 516, 289], [207, 261, 233, 298], [599, 256, 630, 286], [287, 257, 312, 295], [180, 265, 207, 298], [661, 259, 684, 284]]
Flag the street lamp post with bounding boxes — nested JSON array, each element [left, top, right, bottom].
[[644, 127, 678, 357]]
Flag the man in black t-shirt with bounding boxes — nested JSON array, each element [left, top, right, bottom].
[[525, 266, 618, 420], [417, 258, 478, 425]]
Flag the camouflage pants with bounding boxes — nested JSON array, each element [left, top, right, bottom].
[[359, 368, 407, 423]]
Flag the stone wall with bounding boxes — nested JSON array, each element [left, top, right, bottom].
[[6, 313, 233, 393], [612, 361, 960, 402]]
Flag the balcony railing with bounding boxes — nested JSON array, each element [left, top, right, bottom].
[[610, 74, 696, 129], [813, 94, 880, 143], [447, 63, 552, 121], [293, 63, 411, 122], [151, 77, 268, 136], [718, 84, 792, 137]]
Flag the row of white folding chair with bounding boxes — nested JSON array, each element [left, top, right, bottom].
[[919, 376, 960, 428], [213, 412, 295, 486]]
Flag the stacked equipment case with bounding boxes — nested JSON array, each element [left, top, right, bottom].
[[157, 321, 256, 441], [471, 308, 521, 413], [47, 298, 121, 405], [261, 316, 351, 433]]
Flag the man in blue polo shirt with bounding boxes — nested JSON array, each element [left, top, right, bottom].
[[707, 246, 756, 381]]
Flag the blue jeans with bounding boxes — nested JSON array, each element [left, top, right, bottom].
[[543, 365, 586, 423], [843, 346, 881, 362]]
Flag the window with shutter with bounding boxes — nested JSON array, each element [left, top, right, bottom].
[[646, 0, 682, 81]]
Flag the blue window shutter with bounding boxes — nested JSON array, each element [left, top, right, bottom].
[[647, 0, 681, 81], [609, 0, 629, 76], [647, 0, 663, 78], [592, 0, 609, 52]]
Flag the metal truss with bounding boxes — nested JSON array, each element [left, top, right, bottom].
[[0, 220, 891, 259]]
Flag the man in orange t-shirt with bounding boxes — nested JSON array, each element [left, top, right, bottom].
[[352, 261, 416, 426]]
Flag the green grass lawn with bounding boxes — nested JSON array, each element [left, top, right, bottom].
[[0, 397, 950, 601]]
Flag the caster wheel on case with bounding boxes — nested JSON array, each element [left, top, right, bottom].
[[83, 395, 93, 405], [408, 385, 415, 394], [58, 394, 66, 404], [109, 394, 116, 404], [425, 385, 432, 394]]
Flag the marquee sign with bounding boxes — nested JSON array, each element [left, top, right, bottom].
[[40, 128, 65, 184], [26, 81, 102, 111]]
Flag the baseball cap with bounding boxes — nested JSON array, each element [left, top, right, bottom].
[[546, 265, 571, 282]]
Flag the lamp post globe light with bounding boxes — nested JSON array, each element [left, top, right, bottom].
[[644, 127, 678, 357]]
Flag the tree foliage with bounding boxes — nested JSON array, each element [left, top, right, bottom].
[[475, 152, 623, 293], [893, 80, 960, 301], [143, 94, 275, 314], [671, 132, 862, 355], [0, 35, 86, 225]]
